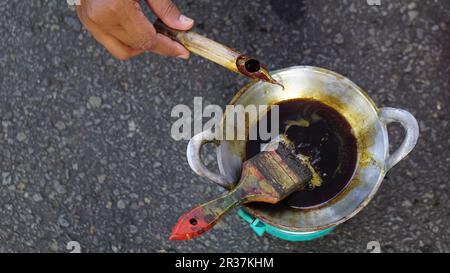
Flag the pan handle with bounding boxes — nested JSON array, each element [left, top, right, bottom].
[[187, 130, 235, 190], [379, 107, 419, 172]]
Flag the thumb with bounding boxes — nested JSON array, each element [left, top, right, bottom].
[[145, 0, 194, 30]]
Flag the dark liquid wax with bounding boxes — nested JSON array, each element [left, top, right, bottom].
[[246, 99, 358, 209]]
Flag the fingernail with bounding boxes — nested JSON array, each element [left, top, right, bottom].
[[177, 54, 189, 60], [179, 15, 194, 25]]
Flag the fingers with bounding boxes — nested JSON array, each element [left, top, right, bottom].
[[76, 0, 192, 60], [111, 25, 189, 58], [144, 0, 194, 30], [96, 34, 144, 60], [150, 34, 190, 58], [121, 0, 189, 58], [77, 5, 144, 60]]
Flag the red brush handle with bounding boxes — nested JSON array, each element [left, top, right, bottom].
[[169, 151, 301, 241], [170, 190, 242, 241]]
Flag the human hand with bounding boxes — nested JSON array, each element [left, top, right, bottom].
[[76, 0, 193, 60]]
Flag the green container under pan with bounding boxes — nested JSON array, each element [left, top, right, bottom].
[[238, 209, 334, 242]]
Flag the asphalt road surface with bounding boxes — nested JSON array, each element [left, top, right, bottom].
[[0, 0, 449, 253]]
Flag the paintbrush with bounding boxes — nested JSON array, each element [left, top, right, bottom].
[[170, 136, 312, 240]]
